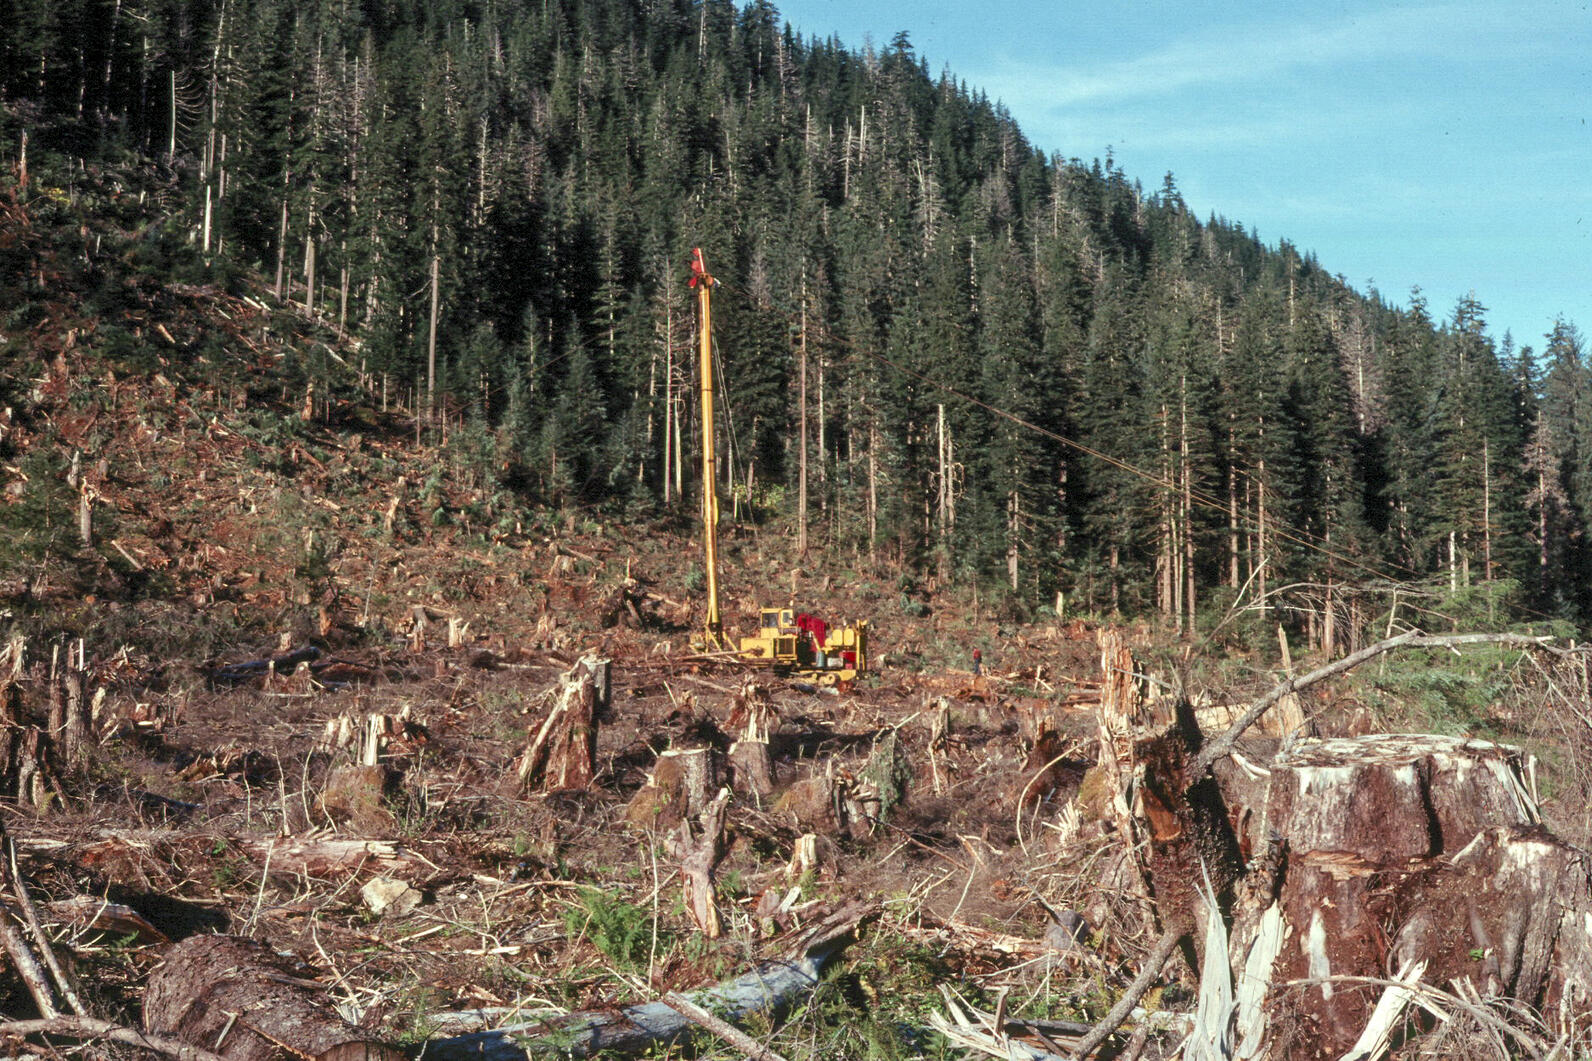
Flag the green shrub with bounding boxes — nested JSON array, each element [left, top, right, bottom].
[[560, 887, 661, 971]]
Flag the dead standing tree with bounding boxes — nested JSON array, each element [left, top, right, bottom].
[[0, 638, 99, 810]]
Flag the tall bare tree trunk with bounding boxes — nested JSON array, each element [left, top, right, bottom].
[[1181, 377, 1195, 633], [1482, 436, 1494, 580], [867, 421, 878, 559], [797, 274, 809, 556], [303, 212, 317, 317], [1256, 447, 1269, 620], [273, 194, 289, 299], [1007, 488, 1020, 591], [1227, 424, 1239, 588], [427, 250, 440, 427], [936, 404, 948, 584]]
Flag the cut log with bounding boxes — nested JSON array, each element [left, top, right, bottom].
[[231, 837, 428, 881], [421, 902, 870, 1061], [143, 934, 404, 1061], [45, 895, 169, 946], [204, 644, 324, 688]]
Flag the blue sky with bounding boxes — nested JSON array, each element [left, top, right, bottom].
[[773, 0, 1592, 356]]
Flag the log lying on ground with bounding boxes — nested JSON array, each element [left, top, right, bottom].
[[144, 935, 405, 1061], [420, 901, 871, 1061], [203, 645, 383, 690], [230, 836, 432, 882]]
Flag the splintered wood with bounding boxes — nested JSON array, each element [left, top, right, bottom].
[[669, 788, 731, 938], [728, 679, 777, 797], [516, 656, 604, 792]]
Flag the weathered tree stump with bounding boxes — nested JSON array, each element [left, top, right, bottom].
[[517, 656, 601, 792], [667, 788, 731, 938], [317, 764, 396, 833], [1235, 734, 1592, 1060], [773, 763, 849, 835], [725, 679, 776, 799], [626, 747, 717, 830], [1073, 631, 1592, 1059], [728, 739, 775, 798], [1090, 629, 1243, 953], [144, 934, 404, 1061]]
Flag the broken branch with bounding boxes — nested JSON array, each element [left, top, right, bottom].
[[661, 991, 793, 1061], [0, 1016, 233, 1061], [1190, 630, 1559, 777]]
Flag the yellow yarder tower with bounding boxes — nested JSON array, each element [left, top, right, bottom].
[[689, 248, 868, 685]]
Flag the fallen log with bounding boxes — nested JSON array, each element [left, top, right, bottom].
[[203, 644, 322, 687], [420, 902, 871, 1061], [143, 934, 405, 1061], [230, 836, 431, 881], [661, 991, 792, 1061]]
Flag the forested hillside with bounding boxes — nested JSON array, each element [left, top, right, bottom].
[[5, 0, 1591, 643]]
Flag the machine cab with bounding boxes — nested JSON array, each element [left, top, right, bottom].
[[759, 608, 796, 634]]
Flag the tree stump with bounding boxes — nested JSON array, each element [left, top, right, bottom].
[[517, 657, 600, 792], [728, 739, 775, 799], [725, 678, 776, 799], [1091, 628, 1243, 955], [667, 788, 731, 938], [773, 760, 850, 835], [625, 747, 717, 830], [1229, 734, 1592, 1060], [144, 934, 404, 1061]]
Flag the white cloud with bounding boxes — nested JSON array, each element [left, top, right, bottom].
[[967, 3, 1553, 110]]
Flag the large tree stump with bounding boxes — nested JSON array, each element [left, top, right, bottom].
[[1233, 733, 1592, 1060], [144, 935, 403, 1061], [773, 762, 850, 835]]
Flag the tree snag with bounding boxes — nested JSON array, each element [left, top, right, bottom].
[[669, 787, 732, 938]]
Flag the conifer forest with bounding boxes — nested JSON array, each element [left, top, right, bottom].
[[4, 0, 1590, 644]]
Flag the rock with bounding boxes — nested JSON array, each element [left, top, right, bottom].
[[361, 875, 423, 918]]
